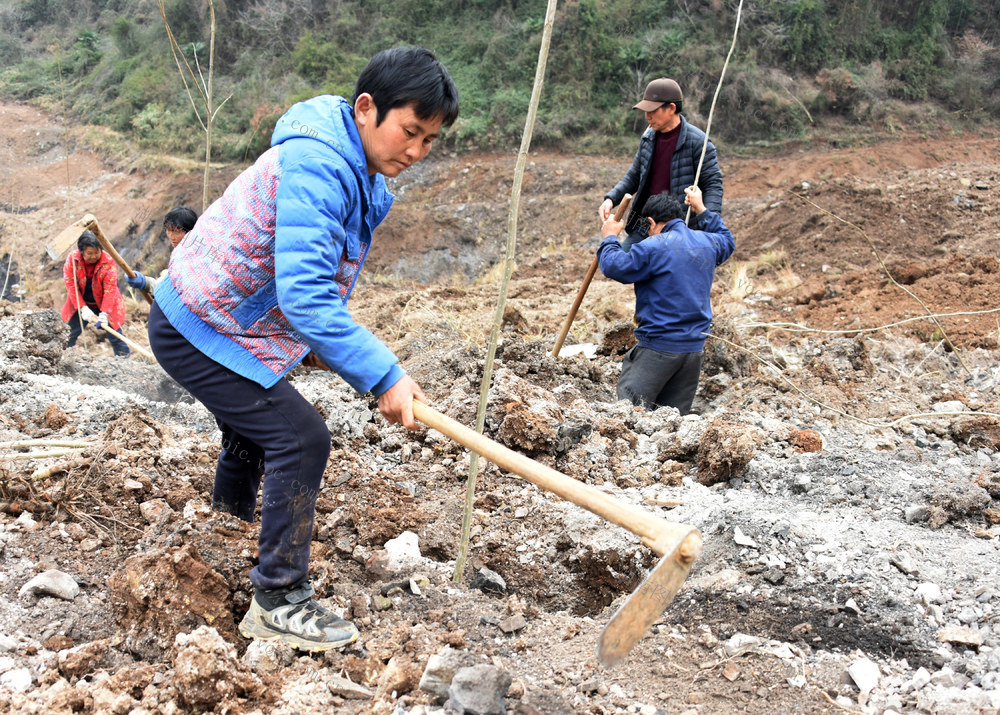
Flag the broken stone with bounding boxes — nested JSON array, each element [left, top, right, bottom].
[[419, 647, 481, 700], [904, 505, 929, 523], [890, 553, 918, 575], [937, 626, 983, 647], [173, 626, 263, 710], [349, 594, 369, 619], [916, 582, 944, 605], [722, 662, 740, 681], [14, 512, 38, 530], [19, 569, 79, 601], [790, 429, 822, 452], [57, 638, 111, 679], [902, 667, 931, 694], [374, 655, 421, 701], [733, 527, 758, 548], [242, 639, 295, 674], [447, 664, 512, 715], [763, 568, 785, 585], [366, 530, 425, 578], [0, 668, 32, 692], [139, 498, 172, 524], [328, 674, 374, 699], [847, 658, 880, 693], [498, 614, 527, 633], [470, 567, 507, 595], [724, 633, 761, 657]]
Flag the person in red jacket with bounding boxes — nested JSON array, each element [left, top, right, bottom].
[[61, 231, 129, 357]]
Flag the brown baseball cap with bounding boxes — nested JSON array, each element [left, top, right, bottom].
[[633, 78, 683, 112]]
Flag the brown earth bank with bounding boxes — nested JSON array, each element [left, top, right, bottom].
[[0, 102, 998, 714]]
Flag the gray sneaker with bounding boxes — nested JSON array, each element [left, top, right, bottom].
[[238, 580, 359, 651]]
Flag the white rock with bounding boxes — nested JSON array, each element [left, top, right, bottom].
[[14, 512, 37, 530], [724, 633, 762, 657], [848, 658, 880, 694], [18, 569, 80, 601], [916, 582, 944, 605], [904, 666, 931, 694], [0, 667, 32, 692], [931, 400, 967, 413], [242, 639, 294, 674], [557, 343, 597, 359], [733, 527, 758, 548]]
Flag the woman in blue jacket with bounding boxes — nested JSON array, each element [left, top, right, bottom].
[[147, 46, 458, 652]]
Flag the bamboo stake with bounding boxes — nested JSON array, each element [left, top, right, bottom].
[[452, 0, 560, 583], [685, 0, 744, 226], [551, 194, 632, 358], [3, 449, 85, 462], [0, 440, 91, 449]]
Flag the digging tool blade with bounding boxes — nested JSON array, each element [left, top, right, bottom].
[[411, 401, 702, 667], [598, 528, 702, 668], [47, 213, 97, 260]]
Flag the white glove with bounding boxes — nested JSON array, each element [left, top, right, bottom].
[[79, 306, 97, 324], [95, 312, 109, 329]]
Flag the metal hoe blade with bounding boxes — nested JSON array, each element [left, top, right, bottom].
[[598, 527, 702, 667]]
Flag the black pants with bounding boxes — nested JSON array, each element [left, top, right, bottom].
[[66, 312, 130, 357], [617, 345, 703, 415], [148, 302, 331, 591]]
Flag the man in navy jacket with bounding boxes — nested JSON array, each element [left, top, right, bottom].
[[598, 186, 734, 414], [599, 78, 723, 249]]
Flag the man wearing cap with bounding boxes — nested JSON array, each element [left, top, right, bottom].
[[599, 78, 723, 249]]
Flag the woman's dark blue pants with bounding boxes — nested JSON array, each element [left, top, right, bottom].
[[148, 302, 330, 591]]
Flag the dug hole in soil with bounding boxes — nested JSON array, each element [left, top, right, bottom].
[[0, 101, 999, 714]]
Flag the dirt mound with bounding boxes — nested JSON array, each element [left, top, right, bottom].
[[110, 542, 236, 660]]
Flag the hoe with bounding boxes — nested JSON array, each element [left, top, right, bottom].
[[412, 401, 701, 667]]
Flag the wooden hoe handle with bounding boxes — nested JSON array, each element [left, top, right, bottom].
[[551, 194, 632, 357], [411, 400, 701, 666], [85, 218, 154, 305]]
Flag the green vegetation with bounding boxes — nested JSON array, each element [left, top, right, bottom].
[[0, 0, 997, 160]]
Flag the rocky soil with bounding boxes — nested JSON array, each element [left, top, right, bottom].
[[0, 102, 998, 714]]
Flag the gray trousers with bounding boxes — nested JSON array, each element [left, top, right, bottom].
[[617, 345, 703, 415]]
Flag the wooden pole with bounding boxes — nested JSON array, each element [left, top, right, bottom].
[[551, 194, 632, 357], [85, 218, 154, 304]]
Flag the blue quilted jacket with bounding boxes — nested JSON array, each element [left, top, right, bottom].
[[597, 211, 734, 352], [605, 116, 723, 234], [157, 95, 404, 394]]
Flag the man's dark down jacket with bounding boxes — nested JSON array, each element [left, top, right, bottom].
[[604, 115, 723, 234]]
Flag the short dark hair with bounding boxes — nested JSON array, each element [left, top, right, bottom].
[[354, 46, 459, 128], [164, 206, 198, 232], [664, 101, 682, 115], [643, 192, 685, 224], [77, 230, 100, 252]]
